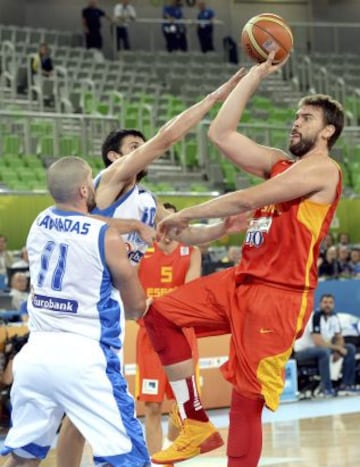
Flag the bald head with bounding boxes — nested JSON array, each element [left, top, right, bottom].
[[47, 157, 95, 211]]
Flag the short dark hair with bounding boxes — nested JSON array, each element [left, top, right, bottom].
[[163, 202, 177, 212], [101, 129, 146, 167], [298, 94, 344, 149], [320, 293, 335, 302]]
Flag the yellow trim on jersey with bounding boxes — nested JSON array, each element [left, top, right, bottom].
[[295, 199, 330, 332]]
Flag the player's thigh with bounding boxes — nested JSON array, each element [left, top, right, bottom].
[[5, 347, 64, 458], [136, 328, 168, 403], [62, 345, 147, 459], [234, 284, 313, 409], [153, 268, 236, 335]]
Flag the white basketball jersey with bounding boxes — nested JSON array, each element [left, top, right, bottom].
[[26, 207, 123, 349], [92, 178, 157, 266]]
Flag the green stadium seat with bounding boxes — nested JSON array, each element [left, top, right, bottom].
[[155, 182, 174, 192], [0, 167, 18, 183], [2, 154, 23, 168], [38, 136, 55, 157], [3, 135, 22, 156], [23, 155, 44, 169], [251, 96, 273, 113], [59, 136, 81, 157], [190, 183, 209, 193], [6, 179, 31, 191], [221, 160, 236, 190], [16, 167, 35, 182], [33, 167, 47, 182], [185, 141, 199, 168]]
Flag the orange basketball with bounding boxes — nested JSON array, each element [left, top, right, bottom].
[[241, 13, 293, 64]]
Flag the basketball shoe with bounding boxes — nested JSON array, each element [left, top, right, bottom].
[[151, 418, 224, 464]]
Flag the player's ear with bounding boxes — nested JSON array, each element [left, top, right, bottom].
[[107, 150, 120, 163], [322, 124, 335, 143]]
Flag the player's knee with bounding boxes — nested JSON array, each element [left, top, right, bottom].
[[145, 401, 162, 418]]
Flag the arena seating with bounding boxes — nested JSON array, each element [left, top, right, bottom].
[[1, 24, 360, 194]]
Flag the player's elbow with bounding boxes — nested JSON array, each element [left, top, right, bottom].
[[207, 125, 231, 149], [126, 297, 147, 321]]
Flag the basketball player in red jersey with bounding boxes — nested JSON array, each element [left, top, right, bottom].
[[136, 202, 201, 456], [143, 51, 345, 466]]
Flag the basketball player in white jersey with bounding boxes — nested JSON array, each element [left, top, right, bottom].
[[1, 157, 151, 467]]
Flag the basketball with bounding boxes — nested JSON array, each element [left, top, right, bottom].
[[241, 13, 293, 64]]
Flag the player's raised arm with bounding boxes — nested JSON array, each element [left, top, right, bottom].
[[100, 68, 246, 187], [208, 52, 288, 179], [105, 226, 146, 320]]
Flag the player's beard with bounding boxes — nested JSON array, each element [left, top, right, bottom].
[[289, 134, 317, 158]]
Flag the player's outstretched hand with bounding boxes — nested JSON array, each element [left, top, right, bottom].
[[224, 211, 253, 234], [211, 67, 247, 102], [250, 50, 290, 79], [157, 212, 189, 240]]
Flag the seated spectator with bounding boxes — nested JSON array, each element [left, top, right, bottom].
[[198, 243, 215, 276], [11, 247, 29, 269], [348, 248, 360, 277], [319, 232, 334, 260], [338, 245, 352, 277], [0, 235, 14, 290], [337, 232, 351, 248], [9, 272, 29, 311], [294, 294, 357, 397], [318, 245, 341, 278], [220, 245, 242, 267], [31, 43, 54, 77]]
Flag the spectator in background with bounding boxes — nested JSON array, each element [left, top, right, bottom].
[[0, 235, 14, 289], [11, 247, 29, 269], [225, 245, 242, 265], [338, 245, 352, 277], [9, 272, 28, 311], [318, 245, 341, 278], [294, 294, 357, 396], [198, 243, 215, 276], [82, 0, 111, 50], [162, 0, 187, 52], [113, 0, 136, 50], [31, 43, 54, 77], [319, 232, 334, 260], [196, 1, 215, 53], [348, 248, 360, 276], [337, 232, 351, 248]]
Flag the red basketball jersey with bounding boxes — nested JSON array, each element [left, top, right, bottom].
[[235, 159, 342, 290], [139, 242, 195, 298]]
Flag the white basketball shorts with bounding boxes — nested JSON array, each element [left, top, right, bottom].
[[1, 331, 150, 467]]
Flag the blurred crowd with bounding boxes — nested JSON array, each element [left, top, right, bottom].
[[318, 232, 360, 279]]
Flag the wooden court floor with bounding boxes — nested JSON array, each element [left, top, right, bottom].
[[1, 411, 359, 466]]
